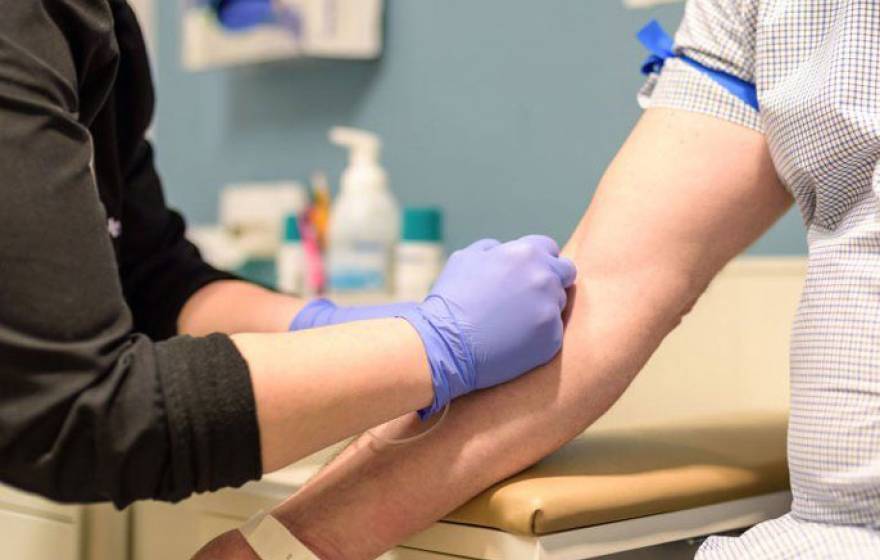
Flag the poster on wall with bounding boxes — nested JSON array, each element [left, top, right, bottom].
[[182, 0, 384, 70]]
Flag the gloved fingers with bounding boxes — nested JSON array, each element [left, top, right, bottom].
[[539, 255, 576, 312], [464, 238, 502, 252], [547, 255, 578, 288], [555, 284, 568, 313], [530, 265, 570, 313], [513, 234, 561, 257]]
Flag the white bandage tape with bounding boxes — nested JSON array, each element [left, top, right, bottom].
[[239, 511, 320, 560]]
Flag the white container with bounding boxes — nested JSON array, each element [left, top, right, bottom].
[[219, 181, 308, 259], [326, 127, 400, 295], [182, 0, 384, 71], [276, 214, 306, 295], [396, 243, 444, 301], [395, 207, 444, 301]]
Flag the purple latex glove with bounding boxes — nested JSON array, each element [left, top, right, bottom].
[[290, 299, 419, 331], [398, 235, 577, 418]]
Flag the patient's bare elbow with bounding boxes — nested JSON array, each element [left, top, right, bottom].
[[644, 265, 712, 331], [671, 292, 702, 328]]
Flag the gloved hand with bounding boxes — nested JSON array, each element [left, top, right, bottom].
[[398, 235, 577, 418], [290, 299, 419, 331]]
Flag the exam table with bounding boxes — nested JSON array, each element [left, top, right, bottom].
[[396, 412, 789, 559]]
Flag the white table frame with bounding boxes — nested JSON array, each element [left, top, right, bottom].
[[397, 491, 792, 560]]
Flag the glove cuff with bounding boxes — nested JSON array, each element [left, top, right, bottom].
[[289, 298, 337, 331], [397, 296, 475, 419]]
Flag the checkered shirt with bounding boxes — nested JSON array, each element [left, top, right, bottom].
[[639, 1, 880, 557]]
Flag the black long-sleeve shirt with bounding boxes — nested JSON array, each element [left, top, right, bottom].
[[0, 0, 262, 507]]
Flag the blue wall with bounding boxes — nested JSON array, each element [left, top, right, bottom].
[[154, 0, 806, 255]]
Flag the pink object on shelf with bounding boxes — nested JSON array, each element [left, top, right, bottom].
[[299, 212, 326, 294]]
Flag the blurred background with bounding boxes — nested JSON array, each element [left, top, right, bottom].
[[152, 0, 806, 256]]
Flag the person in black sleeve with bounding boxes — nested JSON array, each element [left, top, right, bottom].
[[0, 0, 575, 513]]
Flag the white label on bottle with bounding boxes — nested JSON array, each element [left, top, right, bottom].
[[394, 243, 443, 301], [328, 241, 390, 292]]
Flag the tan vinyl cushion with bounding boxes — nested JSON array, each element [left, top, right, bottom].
[[444, 413, 789, 536]]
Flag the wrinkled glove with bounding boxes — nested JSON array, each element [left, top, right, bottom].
[[290, 299, 418, 331], [398, 235, 577, 418]]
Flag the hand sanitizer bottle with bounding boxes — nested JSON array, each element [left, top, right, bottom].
[[326, 127, 400, 297]]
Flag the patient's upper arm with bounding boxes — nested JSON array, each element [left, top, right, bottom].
[[557, 108, 791, 384], [567, 107, 789, 307]]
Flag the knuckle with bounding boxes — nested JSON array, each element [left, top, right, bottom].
[[534, 270, 557, 290], [537, 235, 559, 254], [507, 242, 537, 262], [523, 244, 541, 260]]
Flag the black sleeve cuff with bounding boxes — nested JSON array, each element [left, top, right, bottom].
[[154, 333, 262, 501]]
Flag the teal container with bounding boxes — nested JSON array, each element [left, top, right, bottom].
[[402, 207, 443, 242], [284, 213, 303, 242]]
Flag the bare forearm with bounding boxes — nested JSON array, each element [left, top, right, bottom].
[[177, 281, 433, 469], [235, 319, 434, 472], [277, 109, 792, 558], [178, 279, 306, 335]]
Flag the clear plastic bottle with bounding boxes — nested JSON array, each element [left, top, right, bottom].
[[326, 127, 400, 296]]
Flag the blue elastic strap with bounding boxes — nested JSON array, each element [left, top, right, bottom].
[[637, 20, 759, 111]]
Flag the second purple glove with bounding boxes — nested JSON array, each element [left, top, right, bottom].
[[398, 235, 576, 417], [290, 299, 418, 331]]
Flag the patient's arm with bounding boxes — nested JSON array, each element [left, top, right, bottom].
[[193, 108, 792, 559]]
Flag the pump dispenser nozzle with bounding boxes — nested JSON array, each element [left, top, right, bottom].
[[329, 126, 388, 195], [330, 127, 382, 167]]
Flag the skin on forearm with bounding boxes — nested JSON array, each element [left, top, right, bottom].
[[236, 318, 434, 472], [178, 279, 307, 336], [177, 278, 433, 472], [192, 108, 793, 560], [180, 281, 432, 470]]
